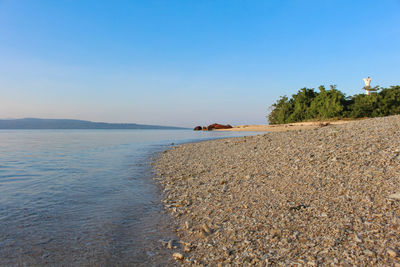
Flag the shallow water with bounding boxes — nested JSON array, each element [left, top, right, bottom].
[[0, 129, 257, 266]]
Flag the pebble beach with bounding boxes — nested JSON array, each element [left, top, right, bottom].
[[155, 115, 400, 266]]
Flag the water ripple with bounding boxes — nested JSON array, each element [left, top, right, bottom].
[[0, 129, 257, 265]]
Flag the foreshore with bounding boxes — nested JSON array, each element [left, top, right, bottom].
[[155, 115, 400, 266], [216, 119, 356, 132]]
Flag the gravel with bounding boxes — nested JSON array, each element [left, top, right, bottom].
[[155, 115, 400, 266]]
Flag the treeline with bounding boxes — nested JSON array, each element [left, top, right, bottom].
[[268, 85, 400, 124]]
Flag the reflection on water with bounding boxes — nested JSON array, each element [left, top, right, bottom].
[[0, 129, 257, 266]]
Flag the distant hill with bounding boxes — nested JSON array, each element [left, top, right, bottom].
[[0, 118, 186, 130]]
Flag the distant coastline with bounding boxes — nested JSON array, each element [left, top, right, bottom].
[[0, 118, 186, 130]]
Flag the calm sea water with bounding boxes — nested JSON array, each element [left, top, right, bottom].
[[0, 129, 256, 266]]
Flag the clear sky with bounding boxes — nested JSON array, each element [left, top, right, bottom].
[[1, 1, 399, 127]]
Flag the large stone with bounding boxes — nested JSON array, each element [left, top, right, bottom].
[[172, 252, 184, 260], [206, 123, 233, 130], [388, 192, 400, 200]]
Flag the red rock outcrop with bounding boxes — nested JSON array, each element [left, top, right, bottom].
[[194, 123, 233, 131], [206, 123, 233, 130]]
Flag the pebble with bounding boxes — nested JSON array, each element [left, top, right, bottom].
[[167, 240, 173, 249], [155, 115, 400, 266], [172, 252, 184, 261], [388, 248, 398, 258], [364, 249, 375, 257], [201, 223, 212, 235], [354, 234, 362, 243], [388, 193, 400, 200], [184, 221, 190, 229]]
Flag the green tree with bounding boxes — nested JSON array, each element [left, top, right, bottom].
[[348, 92, 380, 118], [376, 86, 400, 116], [268, 85, 400, 124], [287, 88, 317, 122], [308, 85, 346, 119], [267, 96, 293, 124]]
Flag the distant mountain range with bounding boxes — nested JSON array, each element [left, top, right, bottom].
[[0, 118, 186, 130]]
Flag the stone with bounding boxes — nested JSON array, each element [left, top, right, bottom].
[[387, 248, 397, 257], [270, 229, 281, 238], [173, 252, 184, 260], [364, 249, 374, 257], [202, 223, 213, 235], [388, 193, 400, 200], [167, 240, 173, 249], [205, 123, 233, 131], [184, 221, 190, 229], [354, 234, 362, 243]]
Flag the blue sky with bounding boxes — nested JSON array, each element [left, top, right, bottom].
[[1, 1, 399, 127]]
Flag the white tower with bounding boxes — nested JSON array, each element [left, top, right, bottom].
[[363, 77, 375, 95]]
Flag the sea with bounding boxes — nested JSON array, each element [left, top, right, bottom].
[[0, 129, 257, 266]]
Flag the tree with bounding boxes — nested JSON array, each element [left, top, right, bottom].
[[267, 96, 293, 124], [267, 85, 400, 124], [347, 93, 380, 118], [308, 85, 346, 119], [376, 86, 400, 116], [287, 88, 317, 122]]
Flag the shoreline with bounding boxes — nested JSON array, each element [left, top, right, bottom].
[[216, 119, 358, 132], [155, 115, 400, 265]]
